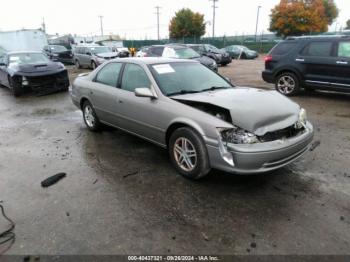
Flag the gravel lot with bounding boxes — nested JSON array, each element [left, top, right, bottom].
[[0, 58, 349, 255]]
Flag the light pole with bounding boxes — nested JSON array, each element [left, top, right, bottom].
[[255, 5, 261, 42], [209, 0, 218, 38], [155, 6, 161, 40], [98, 15, 104, 36]]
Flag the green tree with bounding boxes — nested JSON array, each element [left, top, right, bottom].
[[269, 0, 338, 37], [346, 20, 350, 30], [322, 0, 339, 25], [169, 8, 205, 39]]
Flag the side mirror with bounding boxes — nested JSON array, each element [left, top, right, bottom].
[[134, 87, 155, 98]]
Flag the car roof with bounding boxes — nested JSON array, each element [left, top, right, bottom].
[[112, 57, 198, 65], [286, 35, 350, 41]]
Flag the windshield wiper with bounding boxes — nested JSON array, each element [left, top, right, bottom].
[[167, 90, 201, 96], [200, 86, 230, 92]]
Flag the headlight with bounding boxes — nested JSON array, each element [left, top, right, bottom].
[[22, 76, 29, 86], [52, 53, 59, 57], [219, 127, 259, 144], [295, 108, 307, 129]]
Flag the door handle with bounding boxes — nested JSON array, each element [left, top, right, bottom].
[[295, 58, 305, 62], [336, 61, 348, 65]]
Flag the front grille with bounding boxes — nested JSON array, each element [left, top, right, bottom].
[[259, 125, 304, 142]]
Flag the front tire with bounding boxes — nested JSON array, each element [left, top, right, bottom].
[[8, 76, 22, 97], [169, 127, 211, 180], [75, 59, 81, 69], [91, 61, 97, 70], [82, 100, 101, 131], [275, 72, 300, 96]]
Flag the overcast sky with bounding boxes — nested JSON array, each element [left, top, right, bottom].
[[1, 0, 349, 39]]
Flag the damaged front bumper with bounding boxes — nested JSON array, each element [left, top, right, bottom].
[[204, 122, 314, 174], [15, 70, 70, 95]]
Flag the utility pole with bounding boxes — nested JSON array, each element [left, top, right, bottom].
[[155, 6, 161, 40], [209, 0, 218, 38], [255, 6, 261, 42], [41, 17, 46, 33], [98, 15, 104, 36]]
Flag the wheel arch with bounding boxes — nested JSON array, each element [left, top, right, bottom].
[[165, 119, 206, 148], [274, 68, 303, 83], [80, 97, 90, 110]]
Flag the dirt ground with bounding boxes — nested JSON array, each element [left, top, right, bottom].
[[0, 58, 349, 255]]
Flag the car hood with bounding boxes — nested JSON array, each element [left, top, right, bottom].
[[96, 52, 118, 58], [172, 87, 300, 136], [193, 56, 215, 66], [10, 61, 64, 74]]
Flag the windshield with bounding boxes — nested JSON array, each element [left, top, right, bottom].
[[89, 46, 112, 54], [163, 47, 200, 59], [50, 45, 67, 52], [150, 62, 232, 96], [207, 45, 220, 52], [9, 53, 49, 65]]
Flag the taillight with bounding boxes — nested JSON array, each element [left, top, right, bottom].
[[265, 55, 273, 63]]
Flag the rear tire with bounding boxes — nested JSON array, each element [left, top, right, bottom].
[[82, 100, 102, 132], [275, 72, 300, 96], [169, 127, 211, 180]]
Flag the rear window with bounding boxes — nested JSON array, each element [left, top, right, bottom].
[[151, 47, 164, 56], [301, 41, 333, 57], [270, 42, 297, 55]]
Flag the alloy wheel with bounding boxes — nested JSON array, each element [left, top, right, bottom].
[[84, 105, 95, 128], [277, 75, 296, 94], [173, 137, 197, 172]]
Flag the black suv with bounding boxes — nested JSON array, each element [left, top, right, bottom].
[[187, 44, 232, 66], [262, 35, 350, 96]]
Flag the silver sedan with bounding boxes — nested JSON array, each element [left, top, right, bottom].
[[71, 58, 314, 179]]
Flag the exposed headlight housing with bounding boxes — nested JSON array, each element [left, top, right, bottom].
[[22, 76, 29, 86], [295, 108, 307, 129], [219, 127, 259, 144]]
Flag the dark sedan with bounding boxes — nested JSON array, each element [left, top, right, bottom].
[[44, 45, 74, 64], [222, 45, 259, 59], [187, 44, 232, 66], [0, 51, 70, 97]]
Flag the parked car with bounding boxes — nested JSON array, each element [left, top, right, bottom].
[[0, 51, 69, 96], [71, 58, 314, 179], [142, 45, 166, 57], [73, 45, 118, 69], [136, 46, 150, 57], [262, 35, 350, 96], [222, 45, 259, 59], [187, 44, 232, 66], [43, 45, 74, 64], [114, 47, 130, 58], [162, 45, 218, 72]]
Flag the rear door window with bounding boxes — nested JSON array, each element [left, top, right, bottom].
[[301, 41, 334, 57], [95, 63, 122, 87], [151, 47, 164, 56], [270, 42, 297, 55], [338, 41, 350, 58]]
